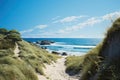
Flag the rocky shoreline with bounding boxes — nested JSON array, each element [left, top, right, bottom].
[[35, 40, 68, 56]]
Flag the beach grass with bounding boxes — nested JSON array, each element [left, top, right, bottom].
[[0, 56, 38, 80], [65, 43, 102, 79], [18, 40, 59, 75], [65, 18, 120, 80], [0, 28, 60, 80], [65, 56, 84, 75]]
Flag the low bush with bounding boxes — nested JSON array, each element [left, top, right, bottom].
[[65, 56, 84, 75]]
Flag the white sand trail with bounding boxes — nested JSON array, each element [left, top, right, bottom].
[[38, 57, 78, 80], [14, 42, 20, 57]]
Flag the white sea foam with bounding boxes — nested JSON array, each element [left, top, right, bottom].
[[57, 50, 86, 55], [40, 42, 96, 55], [46, 49, 86, 56], [43, 43, 95, 49]]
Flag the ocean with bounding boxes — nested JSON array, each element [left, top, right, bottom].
[[23, 38, 102, 55]]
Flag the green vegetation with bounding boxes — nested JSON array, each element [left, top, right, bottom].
[[66, 18, 120, 80], [65, 56, 84, 75], [0, 57, 38, 80], [0, 28, 59, 80], [18, 40, 59, 75], [0, 48, 38, 80], [0, 29, 21, 49], [65, 43, 102, 78], [0, 28, 8, 35], [80, 44, 102, 80]]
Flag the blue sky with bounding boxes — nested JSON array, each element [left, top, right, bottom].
[[0, 0, 120, 38]]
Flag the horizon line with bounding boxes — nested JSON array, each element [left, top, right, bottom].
[[22, 37, 103, 39]]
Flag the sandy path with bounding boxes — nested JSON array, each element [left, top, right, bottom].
[[38, 57, 78, 80], [14, 43, 21, 59]]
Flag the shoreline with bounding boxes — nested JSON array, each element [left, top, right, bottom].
[[46, 49, 87, 56]]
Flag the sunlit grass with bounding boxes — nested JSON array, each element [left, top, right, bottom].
[[18, 40, 59, 75], [65, 56, 84, 75], [0, 29, 59, 80]]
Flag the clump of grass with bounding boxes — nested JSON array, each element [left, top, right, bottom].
[[65, 43, 102, 79], [0, 56, 38, 80], [0, 39, 15, 49], [0, 49, 14, 57], [65, 56, 84, 75], [107, 18, 120, 36]]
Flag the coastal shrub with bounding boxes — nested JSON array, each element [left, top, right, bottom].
[[65, 56, 84, 75], [0, 28, 8, 35], [0, 28, 22, 41], [0, 28, 21, 49], [0, 34, 4, 39], [80, 43, 102, 80], [0, 65, 26, 80], [6, 33, 21, 41], [0, 57, 38, 80], [0, 57, 17, 65], [0, 39, 15, 49], [0, 49, 14, 57], [0, 28, 22, 49], [8, 30, 20, 35]]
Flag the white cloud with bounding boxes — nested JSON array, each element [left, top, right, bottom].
[[53, 15, 87, 23], [20, 24, 47, 34], [60, 16, 82, 23], [57, 11, 120, 34], [21, 11, 120, 38], [35, 25, 47, 29], [20, 29, 34, 34], [84, 17, 101, 25], [102, 11, 120, 20], [52, 16, 60, 20], [57, 17, 101, 34]]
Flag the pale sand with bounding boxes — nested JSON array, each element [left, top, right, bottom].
[[38, 57, 78, 80], [14, 43, 20, 57], [14, 43, 21, 60]]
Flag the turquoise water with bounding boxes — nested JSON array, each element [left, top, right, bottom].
[[24, 38, 102, 55]]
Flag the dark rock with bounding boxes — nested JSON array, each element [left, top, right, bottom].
[[36, 40, 55, 45], [40, 40, 51, 45], [52, 51, 60, 55], [62, 52, 67, 56]]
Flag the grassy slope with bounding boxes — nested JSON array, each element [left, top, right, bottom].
[[65, 44, 102, 78], [66, 18, 120, 80], [0, 43, 38, 80], [0, 32, 59, 80], [18, 40, 59, 75]]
